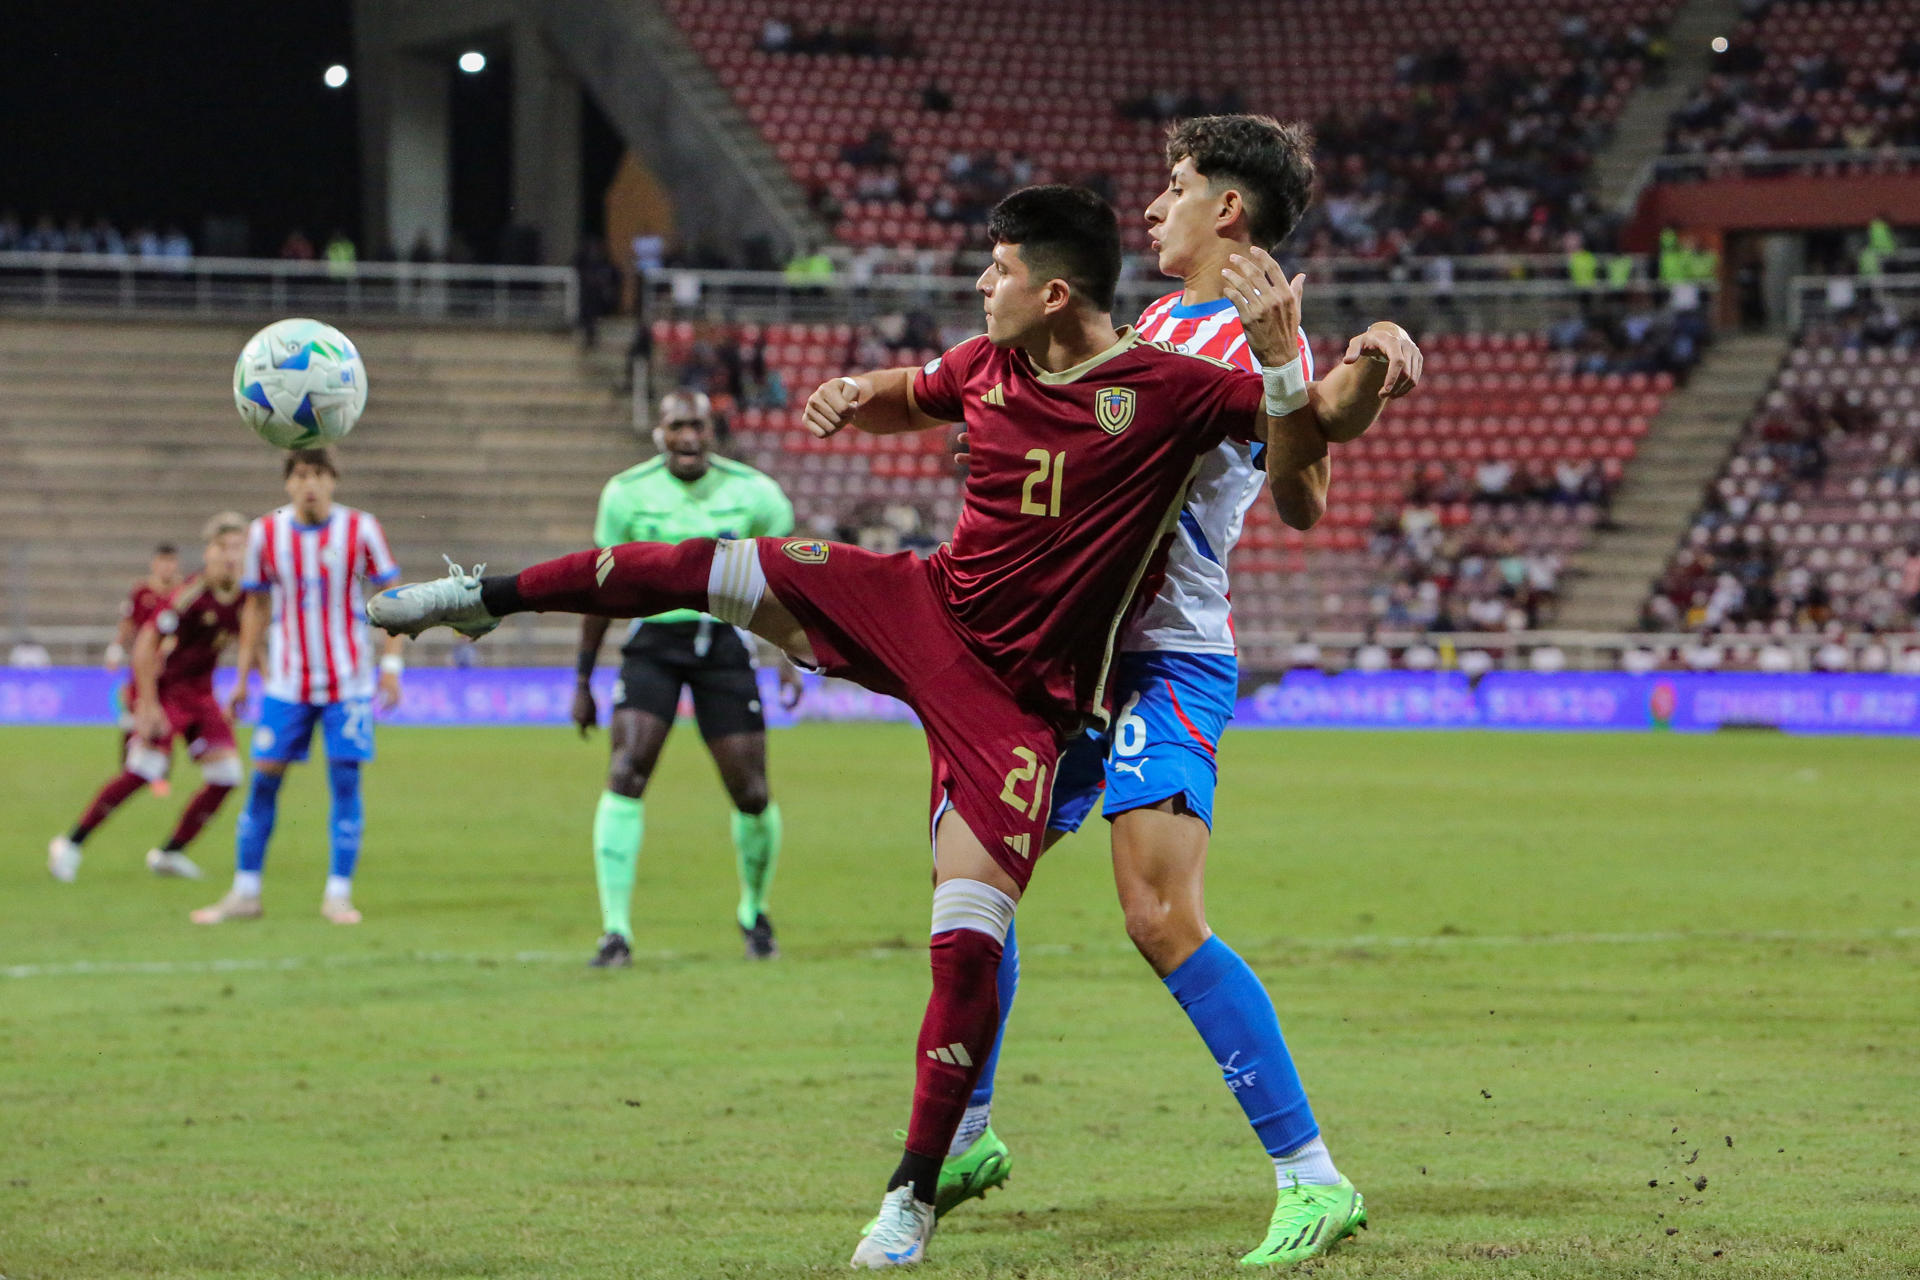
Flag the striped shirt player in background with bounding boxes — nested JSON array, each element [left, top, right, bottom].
[[950, 117, 1424, 1267], [192, 448, 404, 926], [48, 514, 249, 883], [107, 542, 182, 780]]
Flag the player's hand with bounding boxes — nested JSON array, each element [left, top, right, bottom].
[[226, 680, 250, 723], [802, 375, 871, 439], [572, 683, 599, 737], [952, 430, 972, 469], [777, 663, 805, 710], [134, 702, 169, 743], [1221, 248, 1305, 370], [1344, 322, 1423, 400], [378, 670, 402, 711]]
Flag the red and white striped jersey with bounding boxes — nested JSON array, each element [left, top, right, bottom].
[[242, 504, 399, 705], [1124, 291, 1313, 655]]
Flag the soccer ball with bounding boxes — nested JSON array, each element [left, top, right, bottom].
[[233, 318, 368, 448]]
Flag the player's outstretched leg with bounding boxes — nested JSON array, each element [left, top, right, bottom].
[[370, 539, 747, 639], [49, 763, 152, 881]]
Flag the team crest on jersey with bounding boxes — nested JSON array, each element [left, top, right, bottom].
[[781, 539, 830, 564], [1094, 387, 1136, 435]]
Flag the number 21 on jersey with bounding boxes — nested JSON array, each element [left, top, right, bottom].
[[1021, 449, 1065, 517]]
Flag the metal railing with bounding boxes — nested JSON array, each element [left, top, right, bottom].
[[642, 268, 1715, 338], [0, 251, 579, 327], [1648, 145, 1920, 185], [1787, 271, 1920, 332]]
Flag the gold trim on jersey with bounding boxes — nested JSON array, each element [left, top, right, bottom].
[[1028, 326, 1141, 386], [1087, 455, 1204, 726]]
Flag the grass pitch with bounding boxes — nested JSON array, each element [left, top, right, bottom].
[[2, 724, 1916, 1279]]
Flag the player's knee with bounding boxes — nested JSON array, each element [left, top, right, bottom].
[[606, 756, 649, 799], [327, 759, 360, 798], [1118, 887, 1205, 970], [729, 776, 770, 815], [201, 755, 244, 788], [125, 742, 171, 783]]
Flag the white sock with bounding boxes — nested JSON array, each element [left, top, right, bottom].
[[949, 1102, 992, 1156], [232, 870, 263, 898], [324, 875, 353, 900], [1273, 1136, 1341, 1188]]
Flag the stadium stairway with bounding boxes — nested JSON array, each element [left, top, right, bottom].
[[1554, 330, 1787, 628], [1590, 0, 1746, 211], [0, 319, 638, 659]]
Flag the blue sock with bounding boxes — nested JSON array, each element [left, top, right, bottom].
[[327, 760, 364, 881], [235, 771, 283, 874], [969, 919, 1020, 1107], [1163, 935, 1318, 1156]]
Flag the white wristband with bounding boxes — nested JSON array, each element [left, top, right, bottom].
[[105, 642, 126, 666], [1262, 356, 1310, 417], [380, 655, 405, 675]]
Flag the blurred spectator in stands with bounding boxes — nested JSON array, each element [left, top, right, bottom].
[[1287, 632, 1324, 672], [1814, 625, 1853, 672], [1859, 215, 1899, 278], [131, 225, 161, 258], [0, 210, 19, 251], [1402, 635, 1440, 670], [1621, 643, 1660, 674], [159, 227, 192, 259], [758, 15, 792, 52], [325, 230, 357, 278], [574, 236, 621, 349], [281, 228, 316, 261], [921, 80, 953, 113], [1898, 644, 1920, 675], [1528, 642, 1567, 673], [783, 242, 834, 285], [1682, 628, 1726, 671], [1474, 457, 1515, 505], [21, 214, 63, 252], [1352, 626, 1392, 672], [1856, 627, 1893, 673], [91, 217, 125, 257]]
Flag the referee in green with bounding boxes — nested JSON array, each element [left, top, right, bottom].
[[573, 389, 803, 966]]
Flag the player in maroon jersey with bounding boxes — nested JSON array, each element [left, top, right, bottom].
[[107, 542, 182, 773], [369, 185, 1389, 1266], [49, 514, 250, 883]]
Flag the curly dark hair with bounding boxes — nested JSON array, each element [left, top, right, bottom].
[[1164, 114, 1316, 250], [985, 185, 1122, 311]]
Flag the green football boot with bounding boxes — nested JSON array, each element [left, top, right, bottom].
[[1239, 1175, 1366, 1267], [862, 1127, 1014, 1235], [934, 1126, 1013, 1218]]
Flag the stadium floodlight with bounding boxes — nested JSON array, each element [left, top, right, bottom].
[[458, 51, 487, 74], [323, 64, 350, 89], [1710, 36, 1728, 53]]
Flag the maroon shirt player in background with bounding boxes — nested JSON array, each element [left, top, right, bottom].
[[367, 184, 1390, 1266], [48, 514, 251, 884], [108, 542, 181, 770]]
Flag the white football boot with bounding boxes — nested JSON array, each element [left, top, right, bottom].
[[320, 895, 362, 925], [850, 1186, 936, 1269], [47, 836, 81, 882], [190, 892, 263, 924], [146, 848, 205, 879], [367, 559, 497, 639]]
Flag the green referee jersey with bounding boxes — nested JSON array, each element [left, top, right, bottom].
[[592, 455, 795, 627]]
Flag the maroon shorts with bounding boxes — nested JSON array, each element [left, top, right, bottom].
[[142, 684, 236, 759], [757, 538, 1062, 889]]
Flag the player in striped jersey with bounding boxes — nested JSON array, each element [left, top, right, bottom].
[[192, 448, 404, 926], [945, 117, 1422, 1266]]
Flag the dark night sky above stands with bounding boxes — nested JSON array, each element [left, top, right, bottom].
[[2, 0, 360, 253]]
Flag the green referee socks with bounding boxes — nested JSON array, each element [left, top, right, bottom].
[[732, 803, 783, 931], [593, 791, 644, 940]]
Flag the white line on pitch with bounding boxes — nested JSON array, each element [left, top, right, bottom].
[[5, 927, 1915, 981]]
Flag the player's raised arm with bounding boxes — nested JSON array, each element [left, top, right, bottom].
[[1308, 322, 1421, 443], [801, 367, 952, 439]]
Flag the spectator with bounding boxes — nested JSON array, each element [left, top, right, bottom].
[[1287, 632, 1324, 671], [1402, 636, 1440, 670], [758, 16, 792, 52], [324, 230, 357, 277], [1682, 629, 1725, 671], [1528, 643, 1567, 673], [281, 228, 316, 261], [1352, 627, 1392, 672]]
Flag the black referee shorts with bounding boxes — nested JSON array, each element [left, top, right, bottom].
[[613, 620, 766, 739]]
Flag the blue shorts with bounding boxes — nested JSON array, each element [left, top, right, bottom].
[[1050, 651, 1236, 834], [250, 695, 376, 764]]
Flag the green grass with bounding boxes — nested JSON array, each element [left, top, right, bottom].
[[2, 725, 1917, 1279]]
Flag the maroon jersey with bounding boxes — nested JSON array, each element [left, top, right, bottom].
[[911, 327, 1262, 727], [123, 581, 168, 631], [152, 577, 244, 690]]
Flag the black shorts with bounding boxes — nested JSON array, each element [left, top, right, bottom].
[[614, 620, 766, 739]]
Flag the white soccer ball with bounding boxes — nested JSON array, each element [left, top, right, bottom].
[[233, 318, 368, 448]]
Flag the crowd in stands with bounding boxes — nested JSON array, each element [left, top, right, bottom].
[[1644, 298, 1920, 639], [1666, 2, 1920, 158], [0, 212, 193, 258]]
